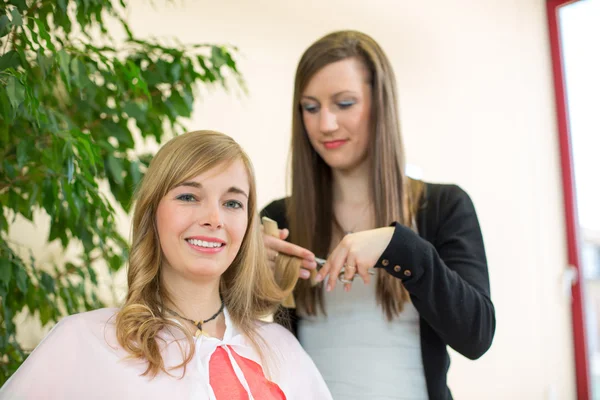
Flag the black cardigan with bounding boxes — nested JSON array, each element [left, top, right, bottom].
[[260, 182, 496, 400]]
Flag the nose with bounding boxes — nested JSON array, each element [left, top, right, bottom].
[[319, 108, 338, 134], [200, 202, 223, 229]]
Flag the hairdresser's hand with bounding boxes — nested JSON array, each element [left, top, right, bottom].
[[316, 227, 394, 292], [262, 227, 317, 279]]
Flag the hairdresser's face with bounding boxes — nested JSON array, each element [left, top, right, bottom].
[[300, 58, 372, 172], [156, 160, 249, 283]]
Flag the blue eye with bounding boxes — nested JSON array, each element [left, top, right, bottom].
[[302, 103, 319, 114], [338, 100, 355, 109], [224, 200, 244, 209], [176, 194, 196, 202]]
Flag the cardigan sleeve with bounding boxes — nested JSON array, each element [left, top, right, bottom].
[[376, 185, 495, 359]]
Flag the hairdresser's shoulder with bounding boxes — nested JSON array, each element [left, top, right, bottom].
[[260, 197, 289, 226], [421, 181, 476, 209]]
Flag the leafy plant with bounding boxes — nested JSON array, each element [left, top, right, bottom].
[[0, 0, 243, 384]]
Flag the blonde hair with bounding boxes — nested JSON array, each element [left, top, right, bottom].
[[288, 30, 425, 320], [115, 130, 285, 377]]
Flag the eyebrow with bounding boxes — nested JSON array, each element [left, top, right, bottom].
[[177, 181, 249, 198], [301, 90, 358, 102]]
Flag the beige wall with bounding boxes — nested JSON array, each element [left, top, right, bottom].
[[11, 0, 576, 398]]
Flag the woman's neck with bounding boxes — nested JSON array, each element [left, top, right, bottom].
[[161, 270, 223, 325], [331, 160, 371, 206]]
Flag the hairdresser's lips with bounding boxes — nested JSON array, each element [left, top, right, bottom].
[[185, 235, 226, 254], [323, 139, 348, 149]]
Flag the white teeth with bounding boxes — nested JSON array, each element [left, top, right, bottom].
[[187, 239, 223, 248]]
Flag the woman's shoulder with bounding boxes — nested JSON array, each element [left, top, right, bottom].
[[256, 320, 299, 349], [39, 308, 121, 354], [53, 307, 119, 335], [255, 321, 333, 399]]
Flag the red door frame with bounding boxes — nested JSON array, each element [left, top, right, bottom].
[[546, 0, 590, 399]]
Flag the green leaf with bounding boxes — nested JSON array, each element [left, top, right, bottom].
[[167, 90, 191, 118], [122, 102, 146, 124], [27, 185, 39, 210], [6, 76, 25, 109], [129, 160, 142, 186], [0, 15, 9, 38], [10, 8, 23, 27], [15, 266, 28, 293], [67, 156, 74, 182], [108, 254, 123, 272], [106, 155, 123, 185], [72, 59, 88, 88], [0, 258, 12, 288], [39, 301, 52, 325], [12, 0, 27, 12], [87, 266, 97, 285], [39, 271, 55, 293], [58, 0, 67, 14], [16, 139, 29, 168], [0, 50, 20, 71], [42, 179, 56, 215], [34, 18, 55, 52], [170, 62, 182, 81], [57, 50, 71, 90]]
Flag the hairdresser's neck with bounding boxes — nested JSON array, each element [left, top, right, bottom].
[[161, 269, 222, 323], [331, 158, 371, 206]]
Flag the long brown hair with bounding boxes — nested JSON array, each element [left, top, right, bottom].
[[288, 30, 424, 320], [116, 130, 285, 377]]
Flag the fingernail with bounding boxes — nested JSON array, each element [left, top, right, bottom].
[[344, 286, 350, 292], [327, 284, 332, 292], [315, 274, 323, 282], [300, 270, 310, 279]]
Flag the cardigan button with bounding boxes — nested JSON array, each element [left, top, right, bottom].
[[403, 270, 412, 277], [382, 259, 390, 267], [393, 265, 401, 272]]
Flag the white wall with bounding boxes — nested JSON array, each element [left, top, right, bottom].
[[11, 0, 577, 398]]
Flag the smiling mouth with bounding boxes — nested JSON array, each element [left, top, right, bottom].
[[185, 239, 225, 249], [323, 139, 348, 149]]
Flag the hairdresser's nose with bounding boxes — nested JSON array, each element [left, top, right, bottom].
[[319, 108, 338, 134], [201, 201, 223, 229]]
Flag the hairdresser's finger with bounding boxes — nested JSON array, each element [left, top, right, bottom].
[[324, 243, 349, 292], [356, 257, 372, 285], [342, 253, 357, 292], [263, 234, 315, 261], [299, 268, 311, 279], [301, 259, 317, 270], [266, 248, 279, 261]]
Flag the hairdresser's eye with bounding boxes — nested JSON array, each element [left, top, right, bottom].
[[224, 200, 244, 210], [176, 194, 196, 202], [338, 100, 356, 109], [301, 103, 319, 114]]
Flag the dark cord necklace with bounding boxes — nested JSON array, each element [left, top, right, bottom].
[[165, 297, 225, 334]]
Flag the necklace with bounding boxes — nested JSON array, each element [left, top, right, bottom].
[[165, 297, 225, 335]]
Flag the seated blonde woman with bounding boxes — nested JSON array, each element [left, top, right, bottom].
[[0, 130, 332, 400]]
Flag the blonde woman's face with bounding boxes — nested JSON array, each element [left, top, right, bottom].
[[300, 58, 373, 172], [156, 160, 250, 283]]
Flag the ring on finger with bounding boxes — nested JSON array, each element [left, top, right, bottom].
[[339, 276, 353, 284], [367, 268, 376, 275]]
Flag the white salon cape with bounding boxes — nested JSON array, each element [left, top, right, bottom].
[[0, 308, 332, 400]]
